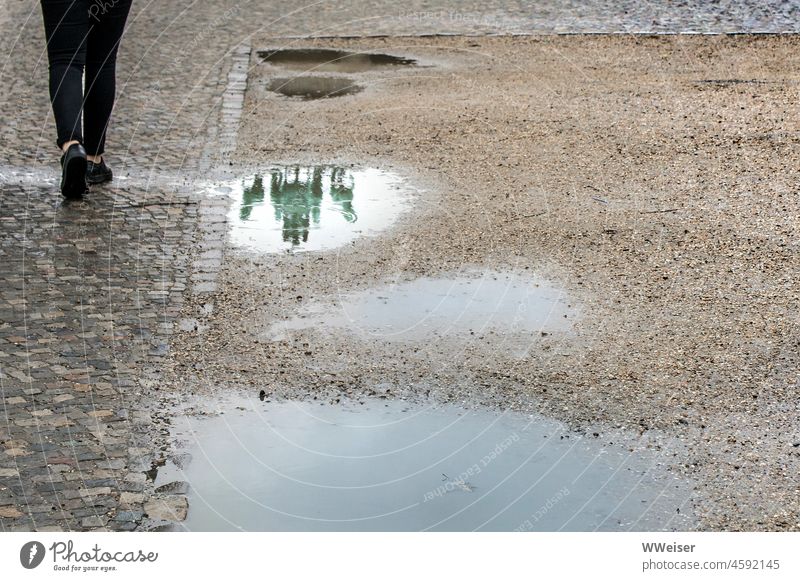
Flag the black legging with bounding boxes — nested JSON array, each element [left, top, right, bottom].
[[40, 0, 132, 155]]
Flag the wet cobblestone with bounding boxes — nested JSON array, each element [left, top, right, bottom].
[[0, 184, 199, 531], [0, 0, 249, 532]]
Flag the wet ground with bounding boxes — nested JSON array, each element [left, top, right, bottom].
[[3, 0, 800, 533], [155, 394, 694, 531], [264, 270, 575, 349], [185, 33, 800, 532]]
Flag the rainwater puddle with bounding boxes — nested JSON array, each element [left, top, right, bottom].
[[258, 48, 417, 73], [267, 270, 576, 348], [156, 396, 694, 531], [266, 76, 363, 99], [225, 166, 413, 253]]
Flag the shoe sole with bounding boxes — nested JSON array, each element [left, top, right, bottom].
[[61, 155, 87, 199]]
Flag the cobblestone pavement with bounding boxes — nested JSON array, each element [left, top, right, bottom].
[[1, 0, 798, 531], [0, 0, 248, 532]]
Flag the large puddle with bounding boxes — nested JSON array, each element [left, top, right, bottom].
[[224, 165, 414, 253], [155, 396, 695, 531], [258, 48, 417, 73], [266, 270, 577, 349]]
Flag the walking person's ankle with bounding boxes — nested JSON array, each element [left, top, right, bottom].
[[87, 153, 102, 163], [61, 139, 81, 153]]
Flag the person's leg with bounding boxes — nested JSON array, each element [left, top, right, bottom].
[[83, 0, 133, 160], [40, 0, 89, 150]]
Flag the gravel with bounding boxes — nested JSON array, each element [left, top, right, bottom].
[[167, 34, 800, 531]]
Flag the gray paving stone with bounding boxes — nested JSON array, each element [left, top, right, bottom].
[[143, 496, 188, 522]]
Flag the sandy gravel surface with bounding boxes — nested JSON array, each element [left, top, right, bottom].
[[167, 34, 800, 531]]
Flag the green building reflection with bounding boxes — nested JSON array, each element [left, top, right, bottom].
[[239, 166, 357, 246]]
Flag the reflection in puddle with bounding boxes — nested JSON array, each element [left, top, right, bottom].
[[266, 76, 363, 100], [268, 271, 576, 347], [157, 396, 695, 531], [228, 166, 413, 253], [258, 48, 417, 73]]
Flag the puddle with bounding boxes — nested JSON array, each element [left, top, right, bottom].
[[258, 48, 416, 73], [156, 395, 695, 531], [266, 76, 362, 99], [226, 165, 413, 253], [267, 270, 576, 349]]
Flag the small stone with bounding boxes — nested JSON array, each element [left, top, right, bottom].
[[124, 472, 147, 484], [79, 486, 112, 498], [0, 506, 23, 518], [81, 516, 107, 528], [144, 496, 188, 522], [114, 510, 144, 522], [5, 448, 29, 457], [154, 481, 189, 495], [119, 492, 144, 507]]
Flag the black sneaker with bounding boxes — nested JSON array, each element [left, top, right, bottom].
[[59, 143, 88, 198], [86, 157, 113, 184]]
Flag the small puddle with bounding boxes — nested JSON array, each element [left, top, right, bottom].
[[266, 76, 363, 100], [225, 166, 413, 253], [258, 48, 417, 73], [156, 395, 695, 531], [267, 270, 576, 348]]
